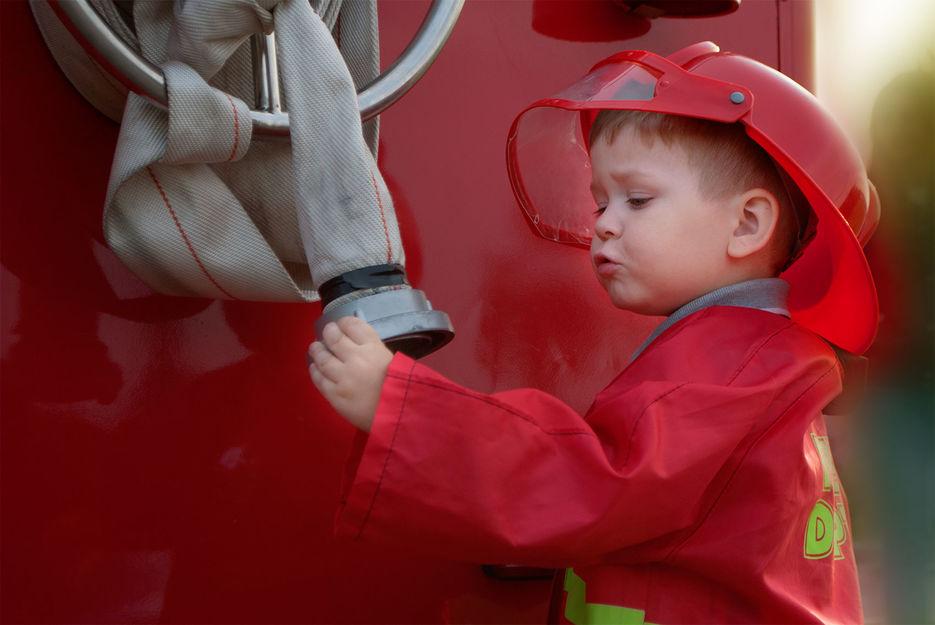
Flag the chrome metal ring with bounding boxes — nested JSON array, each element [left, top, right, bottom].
[[50, 0, 464, 137]]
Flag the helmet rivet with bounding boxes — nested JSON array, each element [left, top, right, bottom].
[[729, 91, 746, 104]]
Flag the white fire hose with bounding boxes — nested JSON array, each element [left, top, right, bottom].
[[31, 0, 460, 357]]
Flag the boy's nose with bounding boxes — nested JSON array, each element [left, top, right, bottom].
[[594, 214, 621, 241]]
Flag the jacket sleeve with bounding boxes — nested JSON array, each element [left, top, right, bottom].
[[333, 350, 810, 567]]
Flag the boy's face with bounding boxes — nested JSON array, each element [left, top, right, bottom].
[[589, 127, 736, 316]]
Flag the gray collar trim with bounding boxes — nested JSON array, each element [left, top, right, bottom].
[[628, 278, 791, 363]]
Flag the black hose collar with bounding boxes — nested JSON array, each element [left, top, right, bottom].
[[317, 263, 410, 309]]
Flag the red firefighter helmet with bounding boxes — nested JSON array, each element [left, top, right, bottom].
[[507, 41, 880, 355]]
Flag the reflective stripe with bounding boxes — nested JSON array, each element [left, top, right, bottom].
[[563, 568, 656, 625]]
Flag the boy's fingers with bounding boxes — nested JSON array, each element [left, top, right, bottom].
[[322, 321, 358, 359], [337, 316, 381, 345], [310, 341, 342, 382], [309, 362, 338, 396]]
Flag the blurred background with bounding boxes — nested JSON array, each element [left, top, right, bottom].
[[815, 1, 934, 623]]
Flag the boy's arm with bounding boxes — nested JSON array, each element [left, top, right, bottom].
[[310, 317, 836, 567]]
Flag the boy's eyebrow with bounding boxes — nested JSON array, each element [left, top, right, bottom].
[[590, 168, 657, 193]]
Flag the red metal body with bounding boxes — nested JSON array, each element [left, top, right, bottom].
[[1, 1, 814, 622]]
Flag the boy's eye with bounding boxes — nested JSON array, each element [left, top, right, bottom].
[[593, 197, 651, 215]]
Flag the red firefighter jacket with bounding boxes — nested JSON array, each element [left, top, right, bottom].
[[334, 305, 863, 624]]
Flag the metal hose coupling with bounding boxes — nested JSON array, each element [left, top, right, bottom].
[[315, 264, 454, 359]]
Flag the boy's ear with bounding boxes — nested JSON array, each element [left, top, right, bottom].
[[726, 188, 780, 260]]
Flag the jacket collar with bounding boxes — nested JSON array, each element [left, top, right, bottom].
[[629, 278, 791, 363]]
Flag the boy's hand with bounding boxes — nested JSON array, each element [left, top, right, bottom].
[[307, 316, 393, 432]]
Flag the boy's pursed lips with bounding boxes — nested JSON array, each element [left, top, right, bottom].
[[593, 251, 623, 276], [593, 251, 622, 265]]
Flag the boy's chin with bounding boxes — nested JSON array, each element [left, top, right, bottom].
[[606, 288, 679, 317]]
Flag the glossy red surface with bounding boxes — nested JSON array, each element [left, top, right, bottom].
[[1, 1, 813, 622]]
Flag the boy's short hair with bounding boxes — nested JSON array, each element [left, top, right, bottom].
[[588, 110, 813, 274]]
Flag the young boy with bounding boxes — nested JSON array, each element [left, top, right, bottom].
[[308, 42, 879, 624]]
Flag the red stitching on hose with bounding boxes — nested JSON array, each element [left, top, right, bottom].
[[145, 166, 238, 300], [369, 170, 393, 262], [225, 94, 240, 162]]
